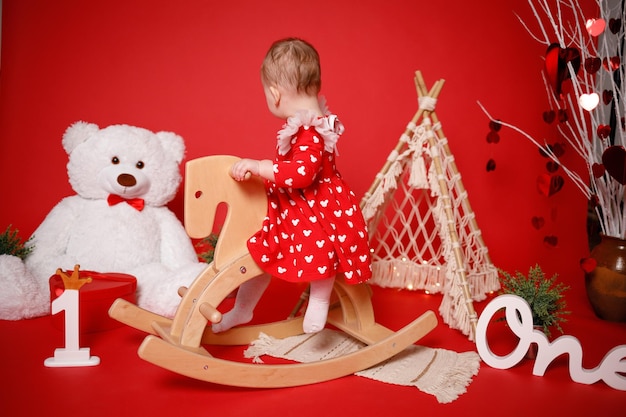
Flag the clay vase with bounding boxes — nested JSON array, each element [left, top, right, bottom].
[[585, 234, 626, 322]]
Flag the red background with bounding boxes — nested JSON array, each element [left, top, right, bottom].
[[2, 2, 625, 416], [0, 0, 591, 284]]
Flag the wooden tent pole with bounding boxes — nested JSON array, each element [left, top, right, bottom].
[[360, 76, 444, 209], [413, 71, 493, 265], [414, 71, 478, 339]]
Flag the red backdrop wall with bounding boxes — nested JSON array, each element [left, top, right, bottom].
[[0, 0, 593, 293]]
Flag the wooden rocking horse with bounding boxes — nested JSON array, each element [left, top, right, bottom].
[[109, 155, 438, 388]]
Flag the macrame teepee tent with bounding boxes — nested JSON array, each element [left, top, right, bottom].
[[360, 71, 500, 340]]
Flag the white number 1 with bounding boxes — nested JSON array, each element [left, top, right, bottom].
[[44, 288, 100, 367]]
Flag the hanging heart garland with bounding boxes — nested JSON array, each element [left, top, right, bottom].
[[537, 143, 565, 195], [542, 109, 568, 124], [538, 142, 565, 158], [485, 119, 502, 172]]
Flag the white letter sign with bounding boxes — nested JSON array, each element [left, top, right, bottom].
[[44, 267, 100, 367], [476, 294, 626, 391]]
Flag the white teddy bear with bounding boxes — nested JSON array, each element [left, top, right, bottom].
[[0, 122, 208, 320]]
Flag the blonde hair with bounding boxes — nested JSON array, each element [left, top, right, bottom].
[[261, 38, 321, 95]]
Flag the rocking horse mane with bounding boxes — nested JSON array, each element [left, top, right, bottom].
[[184, 155, 267, 270]]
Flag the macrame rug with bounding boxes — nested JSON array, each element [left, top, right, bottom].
[[244, 329, 480, 403]]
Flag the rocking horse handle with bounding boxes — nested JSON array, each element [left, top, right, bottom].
[[184, 155, 268, 270]]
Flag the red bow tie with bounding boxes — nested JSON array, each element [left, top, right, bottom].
[[107, 194, 145, 211]]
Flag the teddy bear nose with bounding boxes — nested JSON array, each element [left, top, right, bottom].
[[117, 173, 137, 187]]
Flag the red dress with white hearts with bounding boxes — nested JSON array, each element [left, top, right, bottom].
[[247, 110, 372, 284]]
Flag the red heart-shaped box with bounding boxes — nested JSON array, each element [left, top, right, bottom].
[[49, 271, 137, 333]]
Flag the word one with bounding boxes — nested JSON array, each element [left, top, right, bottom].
[[476, 294, 625, 390]]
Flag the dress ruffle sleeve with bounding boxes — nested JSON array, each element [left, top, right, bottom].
[[276, 106, 344, 157], [273, 127, 324, 189]]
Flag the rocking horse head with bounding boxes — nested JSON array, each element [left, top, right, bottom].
[[184, 155, 267, 270]]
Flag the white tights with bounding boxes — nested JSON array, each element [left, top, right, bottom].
[[211, 274, 271, 333], [302, 276, 335, 333], [211, 275, 336, 334]]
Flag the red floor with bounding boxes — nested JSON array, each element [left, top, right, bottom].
[[1, 279, 624, 417]]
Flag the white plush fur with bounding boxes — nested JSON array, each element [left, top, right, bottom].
[[0, 122, 207, 320]]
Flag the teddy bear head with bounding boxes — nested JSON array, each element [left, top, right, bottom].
[[62, 121, 186, 207]]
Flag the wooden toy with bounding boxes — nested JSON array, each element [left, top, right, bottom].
[[109, 155, 437, 387], [45, 266, 100, 367]]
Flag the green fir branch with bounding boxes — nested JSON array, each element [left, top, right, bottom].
[[498, 264, 570, 338], [0, 225, 34, 260], [195, 233, 219, 264]]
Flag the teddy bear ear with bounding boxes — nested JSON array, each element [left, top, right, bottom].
[[156, 131, 186, 164], [62, 121, 100, 155]]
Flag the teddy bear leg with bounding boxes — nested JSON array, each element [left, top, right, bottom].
[[0, 254, 50, 320]]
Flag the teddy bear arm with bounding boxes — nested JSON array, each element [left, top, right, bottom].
[[154, 210, 201, 268], [25, 197, 80, 271]]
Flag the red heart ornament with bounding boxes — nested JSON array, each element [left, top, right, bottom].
[[609, 18, 622, 34], [543, 110, 556, 123], [537, 173, 565, 196], [552, 142, 565, 157], [592, 163, 606, 178], [538, 143, 565, 158], [545, 43, 581, 97], [597, 124, 611, 139], [579, 93, 600, 111], [603, 90, 614, 105], [486, 131, 500, 144], [531, 216, 545, 230], [584, 57, 602, 74], [546, 161, 560, 172], [603, 56, 620, 71], [585, 19, 606, 36], [586, 18, 606, 36], [488, 120, 502, 132], [543, 235, 558, 247], [580, 257, 597, 273], [486, 158, 496, 172], [602, 146, 626, 184]]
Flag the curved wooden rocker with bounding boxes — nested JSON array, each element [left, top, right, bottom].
[[109, 155, 438, 388]]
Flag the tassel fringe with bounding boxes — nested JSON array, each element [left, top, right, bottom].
[[244, 329, 480, 404]]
